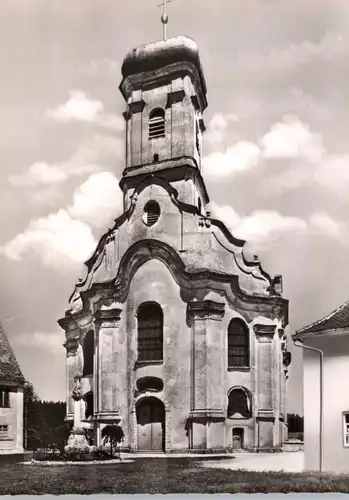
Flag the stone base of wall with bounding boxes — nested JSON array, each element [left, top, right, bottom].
[[282, 441, 304, 452]]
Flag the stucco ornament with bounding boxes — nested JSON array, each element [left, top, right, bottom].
[[72, 375, 83, 402]]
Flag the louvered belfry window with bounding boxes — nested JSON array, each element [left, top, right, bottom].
[[137, 303, 163, 363], [228, 318, 250, 368], [142, 200, 160, 227], [149, 108, 165, 140]]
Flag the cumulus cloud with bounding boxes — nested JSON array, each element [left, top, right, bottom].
[[260, 115, 325, 163], [47, 90, 124, 132], [47, 90, 103, 122], [203, 115, 341, 193], [68, 172, 123, 227], [203, 141, 260, 178], [1, 171, 122, 271], [211, 202, 307, 244], [0, 210, 97, 271], [13, 331, 63, 354], [9, 134, 121, 188], [205, 112, 240, 147], [308, 212, 343, 240], [234, 32, 349, 76], [212, 202, 346, 250]]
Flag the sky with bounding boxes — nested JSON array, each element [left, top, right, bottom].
[[1, 0, 349, 414]]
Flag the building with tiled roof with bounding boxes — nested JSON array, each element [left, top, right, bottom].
[[294, 300, 349, 473], [295, 300, 349, 338], [0, 323, 25, 454]]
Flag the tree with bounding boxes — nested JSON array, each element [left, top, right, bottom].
[[287, 413, 304, 434], [23, 382, 45, 450], [101, 424, 125, 458]]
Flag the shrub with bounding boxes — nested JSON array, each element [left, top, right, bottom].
[[32, 445, 119, 462], [101, 424, 125, 456]]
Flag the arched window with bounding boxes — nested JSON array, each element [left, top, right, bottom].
[[149, 108, 165, 140], [137, 303, 163, 363], [228, 318, 249, 368], [84, 391, 94, 419], [228, 387, 251, 418], [82, 330, 94, 376]]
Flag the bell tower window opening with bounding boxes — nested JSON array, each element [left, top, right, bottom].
[[142, 200, 161, 227], [149, 108, 165, 140], [137, 302, 163, 363]]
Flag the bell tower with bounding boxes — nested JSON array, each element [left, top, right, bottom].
[[119, 36, 209, 211]]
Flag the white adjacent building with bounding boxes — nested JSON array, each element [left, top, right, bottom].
[[294, 300, 349, 473]]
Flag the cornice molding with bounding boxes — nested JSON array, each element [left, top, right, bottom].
[[94, 308, 122, 328], [253, 324, 277, 343], [187, 300, 225, 321], [119, 61, 207, 112], [166, 90, 185, 108], [128, 99, 146, 115], [65, 240, 288, 329]]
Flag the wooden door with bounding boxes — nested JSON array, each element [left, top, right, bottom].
[[137, 398, 165, 452]]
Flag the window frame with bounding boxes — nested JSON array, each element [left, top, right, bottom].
[[0, 387, 10, 408], [343, 412, 349, 448], [137, 302, 164, 366], [149, 108, 166, 140], [227, 387, 252, 419], [227, 318, 250, 370], [0, 424, 9, 441]]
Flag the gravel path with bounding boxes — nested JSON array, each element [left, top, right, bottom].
[[200, 451, 304, 473]]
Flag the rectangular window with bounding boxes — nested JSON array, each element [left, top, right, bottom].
[[0, 388, 10, 408], [0, 425, 9, 440], [343, 412, 349, 447]]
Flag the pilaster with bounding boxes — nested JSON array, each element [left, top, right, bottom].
[[94, 307, 122, 422], [187, 300, 225, 450], [62, 318, 83, 417], [254, 323, 277, 450]]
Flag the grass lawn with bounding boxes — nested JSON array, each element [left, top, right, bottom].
[[1, 456, 349, 494]]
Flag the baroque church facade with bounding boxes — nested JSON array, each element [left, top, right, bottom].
[[59, 35, 291, 453]]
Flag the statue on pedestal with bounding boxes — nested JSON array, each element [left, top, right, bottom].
[[64, 375, 89, 452]]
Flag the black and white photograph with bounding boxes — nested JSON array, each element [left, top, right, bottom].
[[0, 0, 348, 494]]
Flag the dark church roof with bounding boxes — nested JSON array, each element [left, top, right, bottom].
[[0, 323, 25, 384], [296, 300, 349, 337], [121, 35, 207, 96]]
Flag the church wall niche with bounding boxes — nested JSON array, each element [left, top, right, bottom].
[[126, 258, 191, 451], [82, 330, 94, 377]]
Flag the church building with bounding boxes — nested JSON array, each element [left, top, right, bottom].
[[0, 323, 25, 455], [59, 34, 290, 453]]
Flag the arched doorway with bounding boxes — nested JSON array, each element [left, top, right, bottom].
[[232, 428, 244, 450], [136, 398, 165, 452]]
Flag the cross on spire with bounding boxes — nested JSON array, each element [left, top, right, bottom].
[[157, 0, 175, 41]]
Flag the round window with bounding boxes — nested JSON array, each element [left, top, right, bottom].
[[142, 200, 160, 226]]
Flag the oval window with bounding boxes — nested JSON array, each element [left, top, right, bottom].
[[136, 377, 164, 393], [142, 200, 160, 227]]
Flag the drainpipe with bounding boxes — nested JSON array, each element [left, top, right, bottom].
[[293, 339, 324, 473]]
